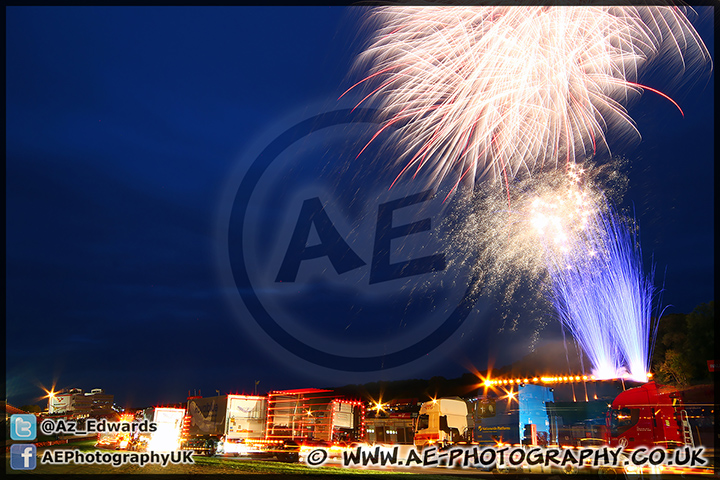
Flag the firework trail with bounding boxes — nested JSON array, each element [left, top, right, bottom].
[[349, 5, 710, 192], [351, 5, 708, 378], [443, 162, 659, 379], [441, 161, 626, 338], [546, 204, 660, 382]]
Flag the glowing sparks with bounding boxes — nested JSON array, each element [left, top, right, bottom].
[[528, 165, 596, 253], [351, 6, 710, 190], [442, 162, 660, 381], [452, 165, 658, 382], [442, 162, 620, 314], [547, 206, 660, 382], [351, 5, 708, 382]]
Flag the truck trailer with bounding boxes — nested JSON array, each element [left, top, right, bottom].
[[265, 388, 365, 444], [183, 394, 269, 456], [142, 406, 186, 452], [181, 389, 365, 461], [474, 383, 556, 446]]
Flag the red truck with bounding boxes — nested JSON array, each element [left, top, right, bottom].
[[607, 381, 694, 449]]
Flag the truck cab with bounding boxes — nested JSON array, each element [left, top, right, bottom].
[[414, 397, 473, 448], [607, 382, 688, 449]]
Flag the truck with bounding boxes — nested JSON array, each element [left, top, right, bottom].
[[141, 406, 186, 452], [95, 412, 135, 450], [413, 397, 474, 448], [366, 415, 415, 445], [472, 379, 704, 450], [607, 381, 693, 449], [265, 388, 365, 446], [182, 389, 365, 461], [183, 394, 268, 456]]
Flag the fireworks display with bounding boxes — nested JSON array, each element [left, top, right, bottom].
[[351, 4, 711, 381], [546, 204, 660, 382], [350, 5, 710, 191], [443, 163, 656, 381], [440, 163, 625, 338], [349, 4, 711, 383]]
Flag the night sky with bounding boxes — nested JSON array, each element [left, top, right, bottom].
[[6, 7, 714, 409]]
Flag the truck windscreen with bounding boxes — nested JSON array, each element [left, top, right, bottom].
[[610, 407, 640, 436], [416, 414, 429, 431]]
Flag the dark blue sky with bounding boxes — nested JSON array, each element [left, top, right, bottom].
[[6, 7, 714, 408]]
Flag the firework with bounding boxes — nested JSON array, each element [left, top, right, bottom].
[[444, 162, 661, 379], [350, 5, 710, 191], [547, 204, 659, 382], [446, 162, 622, 292], [441, 161, 625, 338]]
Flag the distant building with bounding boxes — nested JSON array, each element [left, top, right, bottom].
[[49, 388, 114, 417]]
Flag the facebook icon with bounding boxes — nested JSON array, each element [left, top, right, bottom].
[[10, 444, 37, 470]]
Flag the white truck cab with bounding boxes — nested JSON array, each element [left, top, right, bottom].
[[414, 397, 473, 447]]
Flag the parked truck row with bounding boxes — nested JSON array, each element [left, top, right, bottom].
[[95, 379, 710, 470], [414, 381, 702, 451]]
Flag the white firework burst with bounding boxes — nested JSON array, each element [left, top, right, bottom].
[[349, 5, 711, 192]]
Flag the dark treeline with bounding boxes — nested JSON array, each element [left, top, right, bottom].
[[651, 301, 714, 386], [331, 374, 479, 404]]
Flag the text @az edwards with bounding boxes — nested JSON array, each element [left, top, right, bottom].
[[39, 418, 157, 436], [306, 445, 709, 470]]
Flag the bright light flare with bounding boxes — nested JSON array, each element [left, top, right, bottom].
[[441, 161, 617, 320], [147, 431, 181, 452], [528, 166, 596, 252], [499, 387, 517, 407], [351, 6, 711, 191]]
